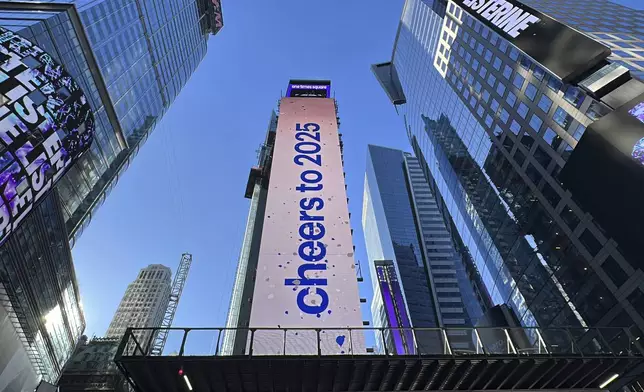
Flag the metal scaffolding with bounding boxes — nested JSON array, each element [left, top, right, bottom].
[[149, 253, 192, 356]]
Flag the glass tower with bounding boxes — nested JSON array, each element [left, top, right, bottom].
[[0, 0, 224, 244], [0, 1, 222, 389], [374, 0, 644, 353], [363, 145, 487, 354]]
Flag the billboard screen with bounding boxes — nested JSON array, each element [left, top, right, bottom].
[[286, 80, 331, 98], [375, 261, 415, 355], [0, 27, 94, 244], [248, 97, 364, 355], [448, 0, 610, 82], [559, 92, 644, 266]]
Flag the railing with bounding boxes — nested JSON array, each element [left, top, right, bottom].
[[115, 326, 644, 360]]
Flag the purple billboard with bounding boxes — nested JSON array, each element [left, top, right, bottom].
[[0, 27, 94, 244], [376, 262, 416, 355]]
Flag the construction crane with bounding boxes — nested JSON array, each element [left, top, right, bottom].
[[150, 253, 192, 356]]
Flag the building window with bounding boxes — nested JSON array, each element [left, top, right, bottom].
[[500, 109, 510, 123], [479, 67, 487, 78], [572, 124, 586, 140], [496, 82, 506, 97], [563, 86, 584, 108], [543, 127, 562, 149], [525, 83, 538, 101], [529, 114, 543, 131], [541, 181, 561, 207], [533, 66, 546, 80], [484, 49, 493, 63], [503, 65, 513, 80], [477, 105, 485, 117], [491, 32, 499, 46], [472, 58, 480, 71], [526, 163, 541, 184], [493, 125, 503, 138], [534, 146, 552, 169], [517, 102, 529, 119], [519, 55, 532, 70], [509, 47, 520, 60], [553, 107, 573, 130], [506, 91, 517, 107], [485, 114, 493, 127], [580, 229, 603, 256], [482, 90, 490, 102], [547, 76, 562, 92], [499, 40, 508, 53], [474, 81, 482, 93], [487, 73, 496, 87], [510, 120, 521, 135], [602, 256, 628, 287], [521, 131, 534, 150], [493, 57, 502, 70], [491, 99, 500, 112], [514, 149, 526, 166], [513, 73, 525, 90], [538, 94, 553, 113]]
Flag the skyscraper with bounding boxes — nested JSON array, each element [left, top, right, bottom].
[[223, 80, 364, 355], [373, 0, 644, 380], [0, 1, 222, 389], [0, 0, 223, 244], [363, 145, 488, 354], [106, 264, 172, 343]]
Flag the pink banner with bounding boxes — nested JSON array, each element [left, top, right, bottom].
[[248, 98, 364, 355]]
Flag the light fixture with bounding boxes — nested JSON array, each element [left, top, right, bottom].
[[599, 373, 619, 389], [183, 375, 193, 391]]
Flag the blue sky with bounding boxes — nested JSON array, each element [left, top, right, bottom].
[[72, 0, 643, 345]]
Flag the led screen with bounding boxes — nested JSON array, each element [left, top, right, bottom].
[[376, 262, 415, 355], [629, 101, 644, 124], [559, 92, 644, 266], [0, 28, 94, 244], [248, 97, 364, 355]]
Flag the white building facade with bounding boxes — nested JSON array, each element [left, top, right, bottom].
[[106, 265, 172, 347]]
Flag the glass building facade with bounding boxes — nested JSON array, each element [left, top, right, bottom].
[[0, 1, 222, 389], [0, 0, 223, 244], [375, 0, 644, 355], [0, 192, 84, 391], [362, 145, 486, 354]]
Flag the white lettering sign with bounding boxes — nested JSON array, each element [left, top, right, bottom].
[[461, 0, 541, 38]]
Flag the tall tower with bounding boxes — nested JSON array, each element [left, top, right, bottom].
[[223, 80, 364, 355], [0, 2, 222, 390], [363, 145, 488, 354], [373, 0, 644, 388], [106, 265, 172, 344]]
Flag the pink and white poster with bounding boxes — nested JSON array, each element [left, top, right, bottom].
[[248, 97, 365, 355]]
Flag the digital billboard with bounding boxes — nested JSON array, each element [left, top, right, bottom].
[[375, 261, 415, 355], [286, 80, 331, 99], [448, 0, 610, 82], [0, 27, 94, 244], [559, 92, 644, 266], [248, 95, 365, 355]]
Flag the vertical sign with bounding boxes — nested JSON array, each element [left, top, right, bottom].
[[248, 97, 365, 355], [0, 27, 94, 244]]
